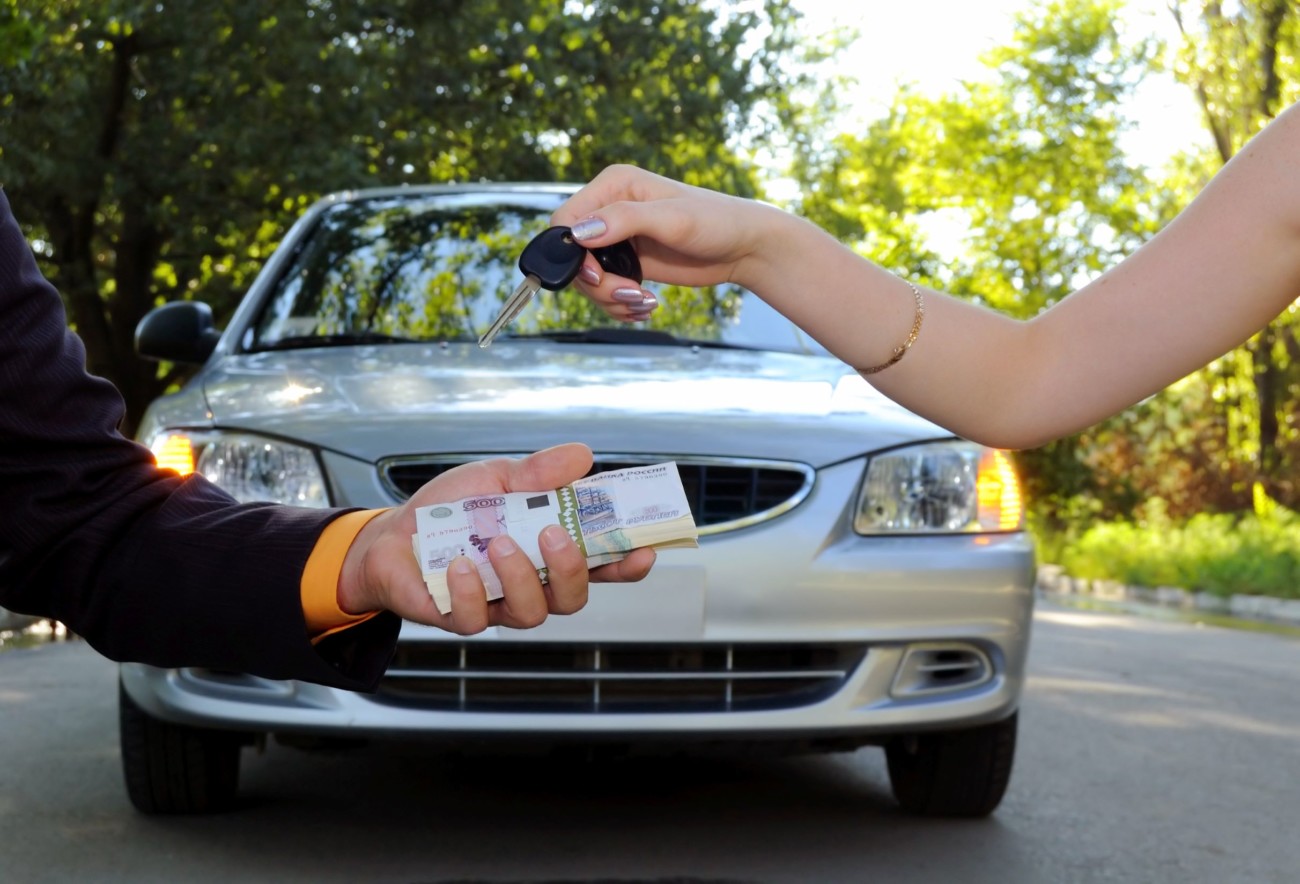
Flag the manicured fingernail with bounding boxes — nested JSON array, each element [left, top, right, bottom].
[[570, 217, 607, 241], [451, 556, 474, 576], [639, 294, 658, 309], [578, 264, 601, 285], [492, 535, 519, 556], [628, 311, 653, 322], [541, 524, 570, 551], [613, 287, 646, 303]]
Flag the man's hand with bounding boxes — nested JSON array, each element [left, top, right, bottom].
[[335, 443, 655, 634]]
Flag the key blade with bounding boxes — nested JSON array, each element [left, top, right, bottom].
[[478, 276, 541, 348]]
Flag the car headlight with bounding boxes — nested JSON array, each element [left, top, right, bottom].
[[145, 430, 330, 507], [855, 441, 1023, 534]]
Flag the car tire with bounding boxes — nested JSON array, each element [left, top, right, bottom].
[[118, 679, 245, 814], [884, 711, 1017, 817]]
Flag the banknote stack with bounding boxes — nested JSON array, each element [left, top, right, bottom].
[[412, 462, 699, 614]]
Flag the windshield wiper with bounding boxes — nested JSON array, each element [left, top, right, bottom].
[[506, 328, 766, 350], [253, 332, 419, 352], [508, 328, 681, 346]]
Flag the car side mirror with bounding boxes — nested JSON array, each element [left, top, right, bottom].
[[134, 301, 222, 364]]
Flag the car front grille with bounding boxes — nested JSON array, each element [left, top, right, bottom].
[[372, 643, 867, 714], [378, 456, 814, 534]]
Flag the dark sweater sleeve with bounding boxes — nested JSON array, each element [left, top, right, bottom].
[[0, 189, 398, 689]]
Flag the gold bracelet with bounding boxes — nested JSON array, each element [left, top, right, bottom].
[[857, 279, 924, 375]]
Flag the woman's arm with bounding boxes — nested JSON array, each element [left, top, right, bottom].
[[556, 102, 1300, 450]]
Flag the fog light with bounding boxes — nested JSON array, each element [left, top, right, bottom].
[[890, 643, 993, 698]]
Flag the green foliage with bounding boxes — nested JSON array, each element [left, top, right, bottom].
[[796, 0, 1162, 316], [0, 0, 813, 430], [0, 1, 45, 67], [1023, 1, 1300, 526], [1154, 0, 1300, 506], [1168, 0, 1300, 160], [1058, 507, 1300, 599]]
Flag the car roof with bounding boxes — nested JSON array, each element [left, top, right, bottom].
[[312, 182, 581, 207]]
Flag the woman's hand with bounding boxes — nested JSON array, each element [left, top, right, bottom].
[[552, 165, 788, 322]]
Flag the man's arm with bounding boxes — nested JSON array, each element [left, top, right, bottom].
[[0, 187, 400, 688], [0, 189, 656, 689]]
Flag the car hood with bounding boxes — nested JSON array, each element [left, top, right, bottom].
[[170, 343, 951, 467]]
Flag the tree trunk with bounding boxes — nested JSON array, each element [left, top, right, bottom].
[[1179, 0, 1291, 500], [1249, 0, 1287, 496], [1253, 328, 1280, 481], [111, 202, 166, 437]]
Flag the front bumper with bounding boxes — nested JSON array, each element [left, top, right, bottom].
[[122, 460, 1036, 741]]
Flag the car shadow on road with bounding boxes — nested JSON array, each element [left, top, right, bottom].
[[234, 739, 899, 822], [133, 742, 1027, 882]]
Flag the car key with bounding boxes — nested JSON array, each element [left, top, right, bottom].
[[478, 226, 642, 348], [591, 236, 642, 284], [478, 227, 586, 348]]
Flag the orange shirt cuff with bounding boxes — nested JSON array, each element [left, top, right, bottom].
[[301, 509, 389, 643]]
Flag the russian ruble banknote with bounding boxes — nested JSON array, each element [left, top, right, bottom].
[[412, 462, 699, 614]]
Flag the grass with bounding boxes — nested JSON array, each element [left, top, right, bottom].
[[1045, 510, 1300, 600]]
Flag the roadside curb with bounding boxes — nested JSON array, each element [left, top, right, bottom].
[[1036, 564, 1300, 628]]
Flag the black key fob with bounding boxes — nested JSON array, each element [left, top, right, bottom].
[[589, 239, 642, 284]]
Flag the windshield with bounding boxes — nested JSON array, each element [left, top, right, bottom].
[[246, 191, 830, 356]]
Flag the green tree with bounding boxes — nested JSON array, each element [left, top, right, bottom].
[[1059, 0, 1300, 521], [796, 0, 1160, 310], [1164, 0, 1300, 505], [0, 0, 811, 431]]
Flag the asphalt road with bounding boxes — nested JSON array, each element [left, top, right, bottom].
[[2, 601, 1298, 884]]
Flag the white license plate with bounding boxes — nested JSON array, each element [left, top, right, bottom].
[[498, 564, 706, 641]]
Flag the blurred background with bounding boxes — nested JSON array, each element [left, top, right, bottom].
[[2, 0, 1298, 601]]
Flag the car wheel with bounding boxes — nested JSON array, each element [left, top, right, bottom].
[[885, 711, 1017, 817], [118, 678, 245, 814]]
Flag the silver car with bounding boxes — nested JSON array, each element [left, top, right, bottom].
[[123, 184, 1035, 817]]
